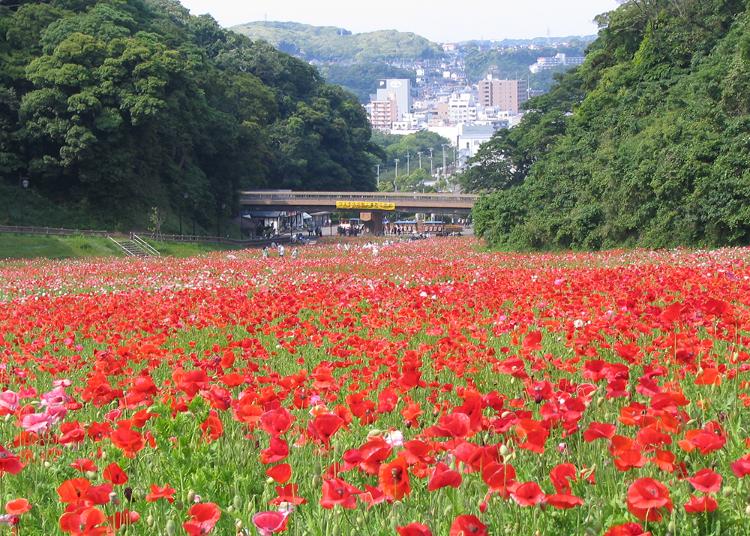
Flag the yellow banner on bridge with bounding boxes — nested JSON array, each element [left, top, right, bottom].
[[336, 201, 395, 211]]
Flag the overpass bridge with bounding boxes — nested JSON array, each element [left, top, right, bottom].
[[239, 190, 478, 214]]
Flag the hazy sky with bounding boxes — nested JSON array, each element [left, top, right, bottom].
[[178, 0, 620, 42]]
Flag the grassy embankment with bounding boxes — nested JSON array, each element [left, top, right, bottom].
[[0, 234, 242, 260]]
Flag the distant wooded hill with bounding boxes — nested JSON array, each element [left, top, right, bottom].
[[232, 21, 444, 62]]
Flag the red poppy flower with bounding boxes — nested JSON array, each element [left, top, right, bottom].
[[252, 511, 289, 535], [687, 468, 722, 493], [604, 522, 651, 536], [427, 462, 462, 491], [515, 419, 549, 453], [482, 462, 517, 494], [183, 502, 221, 536], [426, 412, 472, 439], [684, 495, 718, 514], [308, 414, 343, 446], [320, 478, 360, 509], [109, 510, 140, 530], [359, 484, 387, 508], [0, 445, 23, 475], [71, 459, 98, 473], [546, 493, 584, 509], [266, 464, 292, 484], [397, 522, 433, 536], [731, 454, 750, 478], [103, 463, 128, 485], [449, 515, 487, 536], [626, 478, 673, 522], [261, 437, 290, 464], [549, 463, 577, 494], [57, 478, 91, 504], [201, 410, 224, 443], [146, 484, 175, 503], [260, 408, 293, 437], [510, 481, 546, 506], [110, 425, 145, 458], [379, 456, 411, 500], [59, 507, 107, 535], [271, 484, 307, 506], [583, 421, 616, 442], [5, 498, 31, 515]]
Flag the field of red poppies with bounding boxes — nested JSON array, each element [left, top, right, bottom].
[[1, 238, 750, 535]]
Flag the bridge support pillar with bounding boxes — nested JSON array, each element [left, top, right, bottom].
[[362, 211, 385, 236]]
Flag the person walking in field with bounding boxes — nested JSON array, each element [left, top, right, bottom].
[[262, 246, 269, 258], [278, 244, 285, 258]]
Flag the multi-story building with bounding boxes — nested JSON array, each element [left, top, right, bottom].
[[375, 79, 412, 121], [370, 97, 398, 130], [529, 53, 585, 73], [448, 93, 477, 124], [477, 78, 529, 114]]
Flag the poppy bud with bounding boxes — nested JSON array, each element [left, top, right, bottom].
[[232, 495, 242, 510], [187, 490, 196, 503], [499, 444, 509, 457], [745, 505, 750, 516], [124, 487, 133, 501], [667, 521, 676, 533], [235, 519, 243, 529], [165, 520, 176, 536], [146, 515, 154, 527]]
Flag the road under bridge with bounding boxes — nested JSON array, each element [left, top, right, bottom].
[[239, 190, 478, 235]]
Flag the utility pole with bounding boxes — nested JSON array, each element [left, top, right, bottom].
[[376, 164, 380, 188], [406, 152, 411, 176], [394, 159, 399, 191], [429, 148, 434, 176], [442, 144, 449, 178], [417, 151, 423, 169]]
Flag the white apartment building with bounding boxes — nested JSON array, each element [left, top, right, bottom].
[[529, 53, 585, 73], [448, 93, 477, 124]]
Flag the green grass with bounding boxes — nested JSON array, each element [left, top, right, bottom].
[[144, 239, 243, 258], [0, 234, 123, 260], [0, 234, 247, 260]]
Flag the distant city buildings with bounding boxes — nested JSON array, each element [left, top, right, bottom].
[[374, 79, 412, 121], [477, 78, 528, 115], [529, 53, 585, 73], [369, 97, 398, 130], [363, 41, 587, 181]]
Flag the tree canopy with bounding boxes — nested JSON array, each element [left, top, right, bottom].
[[0, 0, 378, 230], [472, 0, 750, 250], [231, 21, 443, 63]]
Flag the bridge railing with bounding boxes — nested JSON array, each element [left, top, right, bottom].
[[239, 191, 478, 203]]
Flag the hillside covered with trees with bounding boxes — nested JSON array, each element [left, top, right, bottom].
[[470, 0, 750, 250], [231, 21, 443, 63], [0, 0, 378, 231]]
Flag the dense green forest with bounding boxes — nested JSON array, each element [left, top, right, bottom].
[[0, 0, 378, 231], [470, 0, 750, 250], [232, 21, 443, 63]]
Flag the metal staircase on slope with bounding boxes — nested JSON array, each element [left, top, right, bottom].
[[109, 234, 160, 257]]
